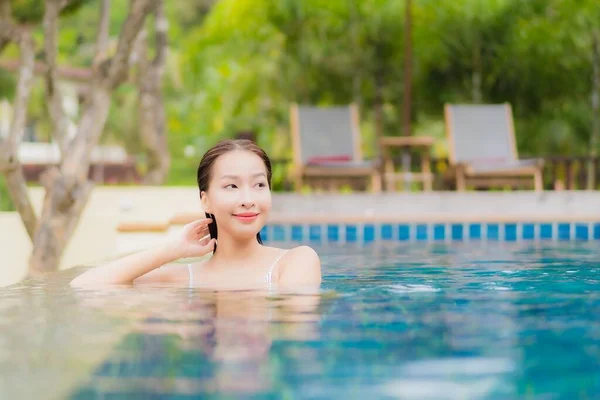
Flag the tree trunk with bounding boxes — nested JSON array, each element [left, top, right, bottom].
[[43, 0, 70, 154], [401, 0, 413, 191], [29, 89, 110, 275], [28, 0, 153, 276], [94, 0, 110, 63], [350, 0, 361, 107], [402, 0, 412, 137], [472, 35, 483, 103], [373, 44, 385, 160], [137, 0, 170, 185], [29, 168, 94, 273], [588, 30, 600, 190], [0, 0, 11, 52], [374, 68, 384, 143], [3, 161, 37, 240], [0, 26, 37, 240]]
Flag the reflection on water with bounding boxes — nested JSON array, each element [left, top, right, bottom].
[[1, 242, 600, 399], [70, 284, 326, 397]]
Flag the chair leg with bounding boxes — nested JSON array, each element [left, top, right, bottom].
[[327, 179, 336, 193], [294, 171, 303, 193], [422, 153, 432, 191], [385, 173, 395, 192], [371, 172, 382, 193], [534, 169, 543, 192], [383, 148, 393, 192], [456, 169, 466, 191]]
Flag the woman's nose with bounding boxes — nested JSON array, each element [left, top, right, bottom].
[[239, 188, 255, 207]]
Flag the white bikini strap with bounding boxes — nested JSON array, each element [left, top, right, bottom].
[[187, 264, 194, 288], [266, 250, 288, 285]]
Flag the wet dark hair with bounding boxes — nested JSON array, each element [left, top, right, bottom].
[[196, 139, 272, 252]]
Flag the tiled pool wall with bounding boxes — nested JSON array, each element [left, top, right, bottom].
[[259, 222, 600, 244]]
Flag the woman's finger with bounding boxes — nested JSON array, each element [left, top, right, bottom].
[[199, 236, 212, 246], [196, 229, 209, 238], [199, 232, 211, 241], [196, 225, 209, 233], [186, 218, 213, 229]]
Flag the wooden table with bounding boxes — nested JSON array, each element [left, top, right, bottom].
[[379, 136, 435, 191]]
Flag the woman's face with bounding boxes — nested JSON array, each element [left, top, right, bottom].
[[201, 150, 271, 241]]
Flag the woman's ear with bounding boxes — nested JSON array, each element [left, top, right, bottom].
[[200, 191, 211, 214]]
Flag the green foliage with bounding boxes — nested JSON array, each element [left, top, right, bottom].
[[11, 0, 89, 24], [171, 0, 600, 165], [11, 0, 46, 23], [2, 0, 600, 188]]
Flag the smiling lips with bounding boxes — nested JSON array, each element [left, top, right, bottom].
[[233, 212, 259, 222]]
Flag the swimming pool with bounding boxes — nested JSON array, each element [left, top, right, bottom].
[[1, 241, 599, 399]]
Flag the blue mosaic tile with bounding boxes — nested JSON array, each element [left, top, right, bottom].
[[416, 224, 428, 241], [262, 221, 599, 243], [346, 225, 358, 242], [291, 225, 303, 242], [575, 224, 589, 241], [433, 224, 446, 241], [487, 224, 499, 240], [327, 225, 339, 242], [309, 225, 321, 241], [558, 223, 571, 241], [522, 223, 535, 240], [398, 224, 410, 241], [272, 225, 286, 241], [451, 224, 463, 240], [381, 224, 393, 240], [469, 224, 481, 240], [364, 224, 375, 242], [504, 224, 517, 241], [540, 224, 553, 240]]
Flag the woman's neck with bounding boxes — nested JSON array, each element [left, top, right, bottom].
[[211, 234, 264, 263]]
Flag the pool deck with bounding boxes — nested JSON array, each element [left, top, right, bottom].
[[268, 191, 600, 223], [119, 190, 600, 230]]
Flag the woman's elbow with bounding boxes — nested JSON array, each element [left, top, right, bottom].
[[70, 273, 95, 287], [69, 270, 119, 287]]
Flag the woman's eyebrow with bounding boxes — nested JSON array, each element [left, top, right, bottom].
[[219, 172, 266, 180]]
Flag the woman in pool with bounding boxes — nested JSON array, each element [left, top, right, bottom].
[[71, 139, 321, 289]]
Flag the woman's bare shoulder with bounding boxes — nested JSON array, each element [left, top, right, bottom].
[[264, 245, 319, 259], [278, 245, 321, 286], [286, 245, 319, 259]]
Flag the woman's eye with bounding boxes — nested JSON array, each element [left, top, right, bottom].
[[255, 182, 267, 188], [224, 184, 237, 189]]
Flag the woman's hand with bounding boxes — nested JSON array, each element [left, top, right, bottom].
[[171, 218, 216, 259]]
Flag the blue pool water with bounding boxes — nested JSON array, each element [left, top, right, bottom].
[[1, 242, 600, 399]]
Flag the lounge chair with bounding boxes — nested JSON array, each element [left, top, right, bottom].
[[289, 103, 381, 192], [444, 103, 544, 191]]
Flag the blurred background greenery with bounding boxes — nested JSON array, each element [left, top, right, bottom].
[[1, 0, 599, 200]]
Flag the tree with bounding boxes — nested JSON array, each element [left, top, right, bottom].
[[413, 0, 514, 108], [0, 0, 154, 275], [133, 0, 170, 184], [0, 0, 36, 241]]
